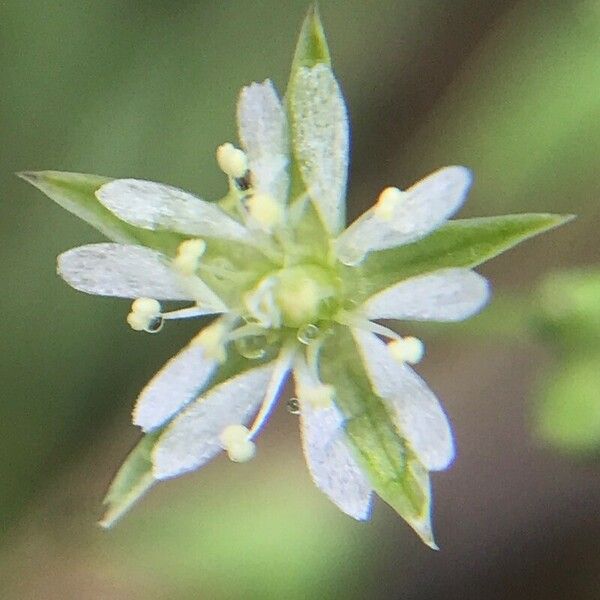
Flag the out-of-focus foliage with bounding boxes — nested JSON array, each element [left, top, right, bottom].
[[100, 462, 367, 599], [534, 356, 600, 453], [533, 271, 600, 452]]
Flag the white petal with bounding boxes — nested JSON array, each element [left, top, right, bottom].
[[132, 338, 219, 432], [57, 243, 190, 300], [335, 166, 472, 264], [152, 362, 275, 479], [362, 268, 490, 322], [295, 369, 373, 520], [352, 329, 454, 471], [96, 179, 252, 243], [237, 80, 289, 203], [290, 64, 349, 234]]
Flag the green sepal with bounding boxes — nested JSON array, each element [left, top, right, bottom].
[[320, 326, 437, 548], [100, 430, 159, 528], [18, 171, 275, 306], [99, 342, 281, 527], [18, 171, 184, 256], [288, 4, 331, 90], [285, 4, 333, 206], [349, 213, 573, 301]]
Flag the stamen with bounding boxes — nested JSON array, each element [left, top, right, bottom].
[[305, 335, 325, 375], [173, 239, 206, 276], [246, 193, 284, 233], [244, 276, 281, 329], [161, 306, 215, 320], [219, 425, 256, 463], [294, 352, 334, 410], [335, 310, 401, 341], [127, 297, 163, 333], [374, 187, 404, 221], [247, 345, 295, 440], [388, 336, 425, 365], [216, 143, 248, 179]]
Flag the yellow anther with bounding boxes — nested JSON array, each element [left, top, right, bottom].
[[374, 186, 404, 221], [219, 425, 256, 462], [131, 297, 161, 316], [127, 298, 162, 332], [173, 238, 206, 275], [246, 193, 284, 232], [126, 311, 149, 331], [388, 336, 425, 365], [216, 142, 248, 179]]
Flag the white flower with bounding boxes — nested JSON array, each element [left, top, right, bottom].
[[55, 70, 490, 546]]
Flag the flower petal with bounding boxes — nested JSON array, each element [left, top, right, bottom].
[[58, 243, 191, 300], [362, 268, 490, 322], [132, 337, 220, 433], [237, 80, 289, 204], [152, 362, 275, 479], [352, 328, 454, 471], [96, 179, 252, 243], [295, 368, 373, 520], [335, 166, 472, 264], [290, 63, 349, 234]]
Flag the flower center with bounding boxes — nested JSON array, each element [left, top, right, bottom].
[[244, 263, 338, 329]]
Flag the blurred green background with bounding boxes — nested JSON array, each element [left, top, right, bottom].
[[1, 1, 599, 598]]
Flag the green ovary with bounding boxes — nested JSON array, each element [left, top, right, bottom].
[[274, 264, 338, 327]]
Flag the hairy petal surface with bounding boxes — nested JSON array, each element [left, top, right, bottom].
[[362, 268, 490, 322], [133, 336, 220, 432], [300, 403, 373, 520], [58, 243, 191, 300], [97, 179, 253, 243], [290, 63, 349, 234], [335, 167, 472, 264], [295, 371, 373, 520], [353, 329, 454, 471], [237, 80, 289, 203], [152, 363, 275, 479]]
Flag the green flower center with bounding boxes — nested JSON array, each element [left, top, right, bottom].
[[275, 264, 337, 327], [244, 262, 339, 329]]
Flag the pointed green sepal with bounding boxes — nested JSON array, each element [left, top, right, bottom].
[[288, 4, 331, 87], [17, 171, 183, 256], [320, 326, 437, 548], [99, 431, 160, 528], [351, 213, 574, 301]]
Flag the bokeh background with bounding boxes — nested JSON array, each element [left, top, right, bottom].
[[1, 1, 599, 598]]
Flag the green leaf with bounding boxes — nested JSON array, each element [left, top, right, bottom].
[[320, 326, 436, 548], [288, 4, 331, 89], [534, 354, 600, 453], [350, 213, 573, 301], [18, 171, 183, 256], [100, 430, 159, 528]]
